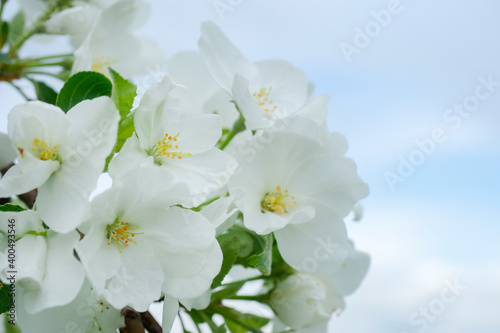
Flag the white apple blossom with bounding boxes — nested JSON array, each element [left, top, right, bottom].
[[0, 97, 119, 233], [72, 0, 164, 77], [199, 22, 327, 130], [270, 248, 370, 332], [228, 128, 369, 275], [108, 74, 237, 206], [75, 166, 223, 312]]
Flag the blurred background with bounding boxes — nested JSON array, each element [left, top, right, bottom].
[[1, 0, 499, 332]]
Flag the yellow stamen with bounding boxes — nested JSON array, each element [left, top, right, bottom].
[[253, 87, 277, 116], [106, 218, 144, 253], [149, 132, 192, 164], [261, 186, 297, 214], [91, 56, 116, 75], [31, 138, 60, 161]]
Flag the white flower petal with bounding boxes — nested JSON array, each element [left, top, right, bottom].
[[16, 279, 92, 333], [162, 295, 179, 332], [75, 223, 122, 291], [16, 235, 47, 291], [0, 153, 59, 197], [179, 289, 211, 311], [231, 74, 265, 130], [200, 196, 238, 235], [162, 240, 222, 299], [331, 250, 370, 296], [203, 89, 239, 129], [95, 0, 149, 36], [8, 101, 70, 151], [45, 5, 98, 35], [198, 21, 259, 92], [66, 96, 119, 167], [103, 241, 163, 311], [0, 209, 40, 236], [23, 231, 85, 314], [168, 51, 219, 113], [287, 155, 369, 218], [36, 160, 95, 233], [0, 132, 16, 169], [172, 114, 222, 155], [255, 59, 308, 114], [110, 167, 190, 215], [164, 148, 236, 206], [134, 75, 186, 149], [294, 94, 329, 125], [274, 206, 351, 276], [108, 135, 151, 179]]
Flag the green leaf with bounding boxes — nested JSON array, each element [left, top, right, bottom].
[[56, 71, 112, 112], [32, 80, 57, 104], [109, 68, 136, 119], [228, 226, 273, 276], [234, 230, 255, 258], [211, 236, 241, 289], [0, 283, 13, 315], [213, 325, 228, 333], [8, 11, 24, 47], [103, 111, 135, 171], [0, 204, 26, 212], [102, 69, 137, 171], [0, 22, 8, 50], [222, 225, 257, 258], [220, 307, 270, 333], [211, 282, 245, 302], [246, 233, 273, 276]]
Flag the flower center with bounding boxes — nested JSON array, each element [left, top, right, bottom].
[[31, 138, 60, 161], [261, 186, 297, 214], [91, 56, 115, 74], [253, 87, 277, 116], [149, 132, 192, 165], [106, 219, 144, 253]]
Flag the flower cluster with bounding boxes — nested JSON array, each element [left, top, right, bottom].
[[0, 2, 369, 332]]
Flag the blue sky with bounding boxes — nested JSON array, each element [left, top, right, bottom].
[[1, 0, 499, 332]]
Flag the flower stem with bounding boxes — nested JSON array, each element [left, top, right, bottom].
[[30, 53, 73, 61], [23, 61, 69, 68], [196, 310, 219, 332], [22, 70, 63, 79], [191, 196, 220, 212], [218, 103, 246, 150], [220, 275, 267, 287], [224, 294, 268, 302], [7, 81, 31, 100]]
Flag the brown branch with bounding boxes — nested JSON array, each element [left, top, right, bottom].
[[140, 311, 162, 333], [119, 307, 145, 333]]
